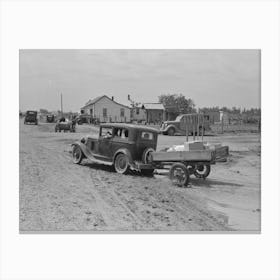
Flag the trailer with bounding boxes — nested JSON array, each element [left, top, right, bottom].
[[149, 145, 229, 187]]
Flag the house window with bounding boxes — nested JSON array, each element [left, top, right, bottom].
[[120, 108, 125, 117], [103, 108, 107, 117], [136, 108, 140, 115], [90, 108, 93, 115]]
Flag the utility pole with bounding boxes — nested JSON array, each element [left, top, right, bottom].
[[60, 93, 63, 115]]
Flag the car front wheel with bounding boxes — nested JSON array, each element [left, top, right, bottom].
[[114, 153, 129, 174], [72, 145, 84, 164]]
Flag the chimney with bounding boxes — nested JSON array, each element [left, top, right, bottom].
[[111, 96, 114, 101], [128, 94, 130, 101]]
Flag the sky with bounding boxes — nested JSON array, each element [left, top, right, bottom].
[[19, 49, 260, 112]]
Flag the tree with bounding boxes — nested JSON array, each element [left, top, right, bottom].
[[158, 94, 196, 115]]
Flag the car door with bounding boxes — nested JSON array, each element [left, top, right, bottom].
[[97, 126, 113, 160], [110, 127, 130, 155]]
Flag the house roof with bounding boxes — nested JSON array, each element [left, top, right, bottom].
[[143, 103, 165, 110], [81, 95, 131, 109]]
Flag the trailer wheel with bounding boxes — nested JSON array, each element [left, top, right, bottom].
[[169, 163, 190, 187], [194, 164, 211, 179]]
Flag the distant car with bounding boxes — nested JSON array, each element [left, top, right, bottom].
[[160, 113, 211, 136], [24, 110, 38, 125], [72, 123, 158, 175], [46, 114, 55, 123], [76, 114, 99, 125], [55, 118, 76, 132]]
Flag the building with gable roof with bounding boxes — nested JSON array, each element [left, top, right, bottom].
[[81, 95, 131, 123]]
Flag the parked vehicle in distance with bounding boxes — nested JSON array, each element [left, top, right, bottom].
[[46, 114, 55, 123], [160, 113, 211, 136], [55, 118, 76, 132], [72, 123, 158, 175], [76, 114, 99, 125], [24, 110, 38, 125]]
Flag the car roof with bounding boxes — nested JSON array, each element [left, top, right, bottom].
[[101, 123, 159, 133]]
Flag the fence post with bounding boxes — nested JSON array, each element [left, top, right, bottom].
[[202, 114, 204, 142], [186, 115, 189, 142], [193, 115, 195, 141]]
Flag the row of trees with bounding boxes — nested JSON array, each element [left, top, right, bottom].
[[158, 94, 260, 119]]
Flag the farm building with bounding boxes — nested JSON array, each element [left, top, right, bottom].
[[131, 103, 166, 124], [81, 95, 131, 123]]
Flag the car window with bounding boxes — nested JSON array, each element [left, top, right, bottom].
[[101, 127, 113, 137], [141, 131, 153, 140], [114, 128, 129, 139]]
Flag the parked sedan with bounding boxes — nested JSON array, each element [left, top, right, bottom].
[[72, 123, 158, 175]]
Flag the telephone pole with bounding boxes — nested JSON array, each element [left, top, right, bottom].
[[60, 93, 63, 115]]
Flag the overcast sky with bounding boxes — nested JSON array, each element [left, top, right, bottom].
[[19, 49, 260, 112]]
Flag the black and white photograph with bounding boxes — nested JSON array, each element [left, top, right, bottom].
[[19, 49, 261, 232], [1, 1, 280, 279]]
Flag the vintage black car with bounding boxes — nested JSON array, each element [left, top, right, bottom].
[[24, 110, 38, 125], [46, 114, 55, 123], [160, 113, 211, 136], [72, 123, 158, 175]]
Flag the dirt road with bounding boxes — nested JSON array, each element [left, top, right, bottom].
[[19, 121, 261, 232]]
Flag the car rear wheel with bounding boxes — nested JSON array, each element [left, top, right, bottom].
[[114, 153, 129, 174], [142, 148, 155, 164], [72, 145, 84, 164], [169, 163, 190, 187], [168, 128, 175, 136]]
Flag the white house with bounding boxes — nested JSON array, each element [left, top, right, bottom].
[[81, 95, 131, 123]]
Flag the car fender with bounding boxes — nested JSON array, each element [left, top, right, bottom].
[[113, 148, 133, 165], [71, 142, 88, 157], [163, 124, 177, 133]]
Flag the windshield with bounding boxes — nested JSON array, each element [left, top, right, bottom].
[[27, 111, 36, 115], [175, 115, 183, 121]]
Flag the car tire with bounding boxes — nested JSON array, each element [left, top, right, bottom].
[[168, 128, 175, 136], [169, 163, 190, 187], [114, 153, 129, 174], [72, 145, 84, 164], [142, 148, 155, 164], [194, 165, 211, 179]]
